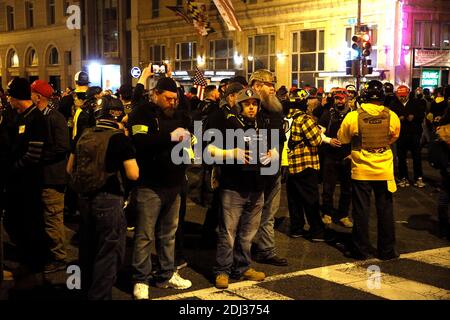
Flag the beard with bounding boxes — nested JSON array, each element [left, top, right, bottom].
[[260, 91, 283, 113], [161, 107, 176, 118]]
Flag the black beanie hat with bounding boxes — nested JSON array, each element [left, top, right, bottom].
[[155, 77, 178, 93], [7, 77, 31, 100]]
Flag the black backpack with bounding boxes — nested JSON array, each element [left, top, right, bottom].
[[70, 126, 120, 194], [429, 136, 449, 170]]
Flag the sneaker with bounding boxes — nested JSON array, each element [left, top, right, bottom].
[[254, 255, 288, 266], [398, 178, 410, 188], [322, 214, 332, 225], [215, 274, 229, 289], [242, 268, 265, 281], [44, 260, 67, 274], [133, 282, 149, 300], [156, 272, 192, 289], [339, 217, 354, 228], [176, 257, 188, 270], [307, 230, 335, 242], [414, 178, 426, 188]]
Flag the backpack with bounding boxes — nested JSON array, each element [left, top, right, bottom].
[[429, 124, 450, 170], [70, 126, 121, 194]]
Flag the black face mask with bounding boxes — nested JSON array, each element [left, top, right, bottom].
[[416, 94, 423, 99]]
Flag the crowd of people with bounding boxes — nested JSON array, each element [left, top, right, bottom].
[[0, 65, 449, 300]]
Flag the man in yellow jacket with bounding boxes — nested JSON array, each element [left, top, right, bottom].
[[338, 80, 401, 260]]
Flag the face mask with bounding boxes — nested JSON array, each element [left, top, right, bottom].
[[416, 94, 423, 99]]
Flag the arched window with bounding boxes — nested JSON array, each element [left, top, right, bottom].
[[27, 48, 38, 66], [49, 47, 59, 65], [7, 50, 19, 67]]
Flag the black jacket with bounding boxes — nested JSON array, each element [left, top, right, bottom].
[[128, 101, 191, 190], [41, 107, 70, 186]]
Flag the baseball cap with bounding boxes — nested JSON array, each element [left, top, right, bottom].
[[154, 77, 178, 93], [31, 80, 54, 99], [74, 71, 90, 86], [396, 85, 410, 97], [224, 82, 244, 98], [7, 78, 31, 100]]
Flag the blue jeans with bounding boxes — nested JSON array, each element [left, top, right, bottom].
[[131, 187, 180, 284], [252, 176, 281, 260], [78, 193, 126, 300], [214, 189, 263, 277]]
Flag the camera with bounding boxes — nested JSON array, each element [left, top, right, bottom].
[[152, 64, 167, 75]]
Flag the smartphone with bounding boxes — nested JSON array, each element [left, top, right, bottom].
[[152, 64, 167, 75]]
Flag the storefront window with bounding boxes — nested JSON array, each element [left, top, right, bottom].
[[247, 35, 276, 79]]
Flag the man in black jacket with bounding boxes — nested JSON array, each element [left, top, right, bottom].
[[128, 75, 193, 300], [249, 69, 288, 267], [31, 80, 71, 274], [391, 85, 426, 188], [5, 78, 47, 284]]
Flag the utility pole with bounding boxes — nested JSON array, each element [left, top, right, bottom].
[[356, 0, 362, 92]]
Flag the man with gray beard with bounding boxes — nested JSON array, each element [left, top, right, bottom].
[[249, 70, 288, 266]]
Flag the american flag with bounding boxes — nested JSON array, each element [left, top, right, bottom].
[[212, 0, 242, 32], [193, 66, 208, 100]]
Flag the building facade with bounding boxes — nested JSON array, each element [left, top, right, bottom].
[[132, 0, 450, 91], [0, 0, 81, 91]]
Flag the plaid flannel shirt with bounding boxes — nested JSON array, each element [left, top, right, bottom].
[[287, 110, 322, 174]]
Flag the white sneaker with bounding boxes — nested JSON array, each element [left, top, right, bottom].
[[398, 178, 410, 187], [414, 178, 426, 188], [322, 214, 332, 225], [156, 272, 192, 289], [133, 283, 149, 300]]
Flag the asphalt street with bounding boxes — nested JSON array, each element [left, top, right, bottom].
[[1, 160, 449, 301]]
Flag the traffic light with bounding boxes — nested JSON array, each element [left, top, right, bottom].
[[351, 33, 362, 55], [361, 32, 372, 57], [362, 59, 373, 76]]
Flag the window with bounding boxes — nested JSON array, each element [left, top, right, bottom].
[[8, 50, 19, 68], [48, 0, 56, 25], [25, 1, 34, 28], [176, 42, 197, 70], [64, 1, 70, 16], [208, 39, 235, 70], [149, 45, 166, 64], [49, 47, 59, 65], [27, 49, 38, 66], [291, 30, 325, 87], [7, 6, 15, 31], [414, 21, 443, 48], [102, 0, 119, 57], [152, 0, 159, 18], [247, 35, 276, 78], [442, 23, 450, 47]]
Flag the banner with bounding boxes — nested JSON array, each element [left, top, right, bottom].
[[414, 49, 450, 67], [213, 0, 242, 32]]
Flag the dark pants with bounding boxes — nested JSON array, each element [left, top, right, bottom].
[[438, 170, 450, 237], [175, 176, 188, 259], [398, 135, 423, 180], [351, 180, 397, 258], [5, 175, 46, 273], [287, 169, 324, 235], [201, 188, 222, 244], [322, 157, 352, 220], [78, 193, 126, 300]]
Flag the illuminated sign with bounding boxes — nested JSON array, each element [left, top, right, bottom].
[[421, 70, 440, 89], [131, 67, 141, 78]]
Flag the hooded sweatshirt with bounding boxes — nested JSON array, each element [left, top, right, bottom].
[[337, 102, 400, 182]]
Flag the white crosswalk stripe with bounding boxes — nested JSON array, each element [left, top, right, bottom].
[[154, 247, 450, 301]]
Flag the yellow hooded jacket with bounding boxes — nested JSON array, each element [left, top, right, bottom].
[[337, 102, 401, 182]]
